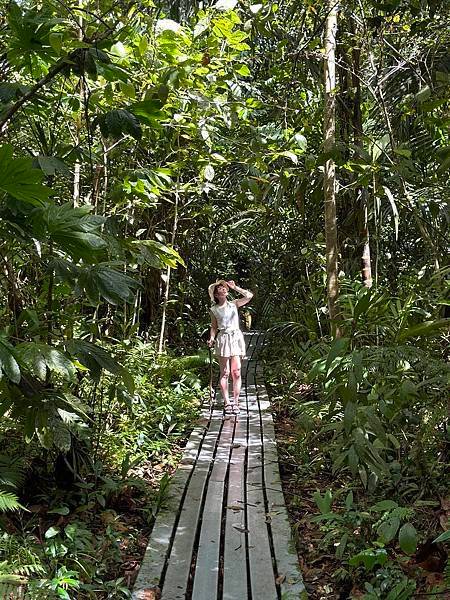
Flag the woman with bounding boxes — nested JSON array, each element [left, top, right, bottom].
[[207, 279, 253, 415]]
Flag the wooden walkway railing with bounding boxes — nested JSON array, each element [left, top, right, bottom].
[[133, 332, 306, 600]]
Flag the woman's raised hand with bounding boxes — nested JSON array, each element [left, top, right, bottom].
[[227, 280, 236, 289]]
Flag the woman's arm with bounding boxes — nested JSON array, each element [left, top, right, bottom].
[[227, 280, 253, 308], [207, 314, 218, 347]]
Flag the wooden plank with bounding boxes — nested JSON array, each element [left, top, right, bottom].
[[223, 411, 248, 600], [133, 407, 213, 598], [161, 412, 223, 600], [246, 413, 278, 600], [134, 332, 305, 600], [191, 417, 235, 598], [255, 372, 307, 599]]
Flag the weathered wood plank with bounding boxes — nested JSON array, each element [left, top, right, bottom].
[[246, 414, 278, 600], [255, 372, 307, 599], [134, 331, 305, 600], [223, 414, 248, 600], [132, 407, 213, 599], [160, 411, 223, 600], [191, 416, 235, 598]]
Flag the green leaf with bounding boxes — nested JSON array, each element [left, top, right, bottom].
[[130, 239, 185, 269], [52, 419, 71, 452], [16, 342, 75, 381], [347, 445, 359, 475], [0, 491, 23, 512], [345, 491, 354, 510], [236, 64, 250, 76], [0, 337, 21, 384], [398, 523, 418, 555], [0, 145, 52, 205], [325, 337, 349, 372], [204, 164, 215, 181], [66, 339, 134, 393], [377, 516, 400, 544], [383, 186, 399, 241], [398, 319, 450, 341], [76, 264, 139, 306], [119, 81, 136, 99], [49, 31, 63, 54], [0, 453, 25, 488], [0, 82, 29, 103], [336, 532, 348, 559], [35, 155, 70, 176], [293, 133, 307, 151], [129, 100, 166, 125], [433, 530, 450, 544], [313, 489, 332, 514], [97, 109, 142, 140], [344, 401, 356, 435], [277, 150, 298, 164], [48, 506, 70, 515], [31, 202, 107, 260], [349, 548, 388, 570], [354, 289, 371, 320], [45, 526, 60, 539]]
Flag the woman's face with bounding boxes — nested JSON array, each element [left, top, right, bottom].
[[215, 284, 228, 301]]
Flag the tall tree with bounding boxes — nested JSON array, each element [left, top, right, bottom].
[[324, 0, 340, 336]]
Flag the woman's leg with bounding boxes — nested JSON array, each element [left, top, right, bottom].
[[230, 355, 242, 405], [219, 356, 231, 407]]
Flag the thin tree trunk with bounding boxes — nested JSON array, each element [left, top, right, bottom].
[[361, 194, 372, 287], [73, 4, 84, 206], [323, 0, 341, 337], [351, 26, 372, 288], [158, 184, 180, 354]]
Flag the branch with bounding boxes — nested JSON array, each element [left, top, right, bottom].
[[0, 14, 127, 134], [0, 51, 78, 134]]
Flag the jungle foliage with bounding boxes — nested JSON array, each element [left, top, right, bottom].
[[0, 0, 448, 597]]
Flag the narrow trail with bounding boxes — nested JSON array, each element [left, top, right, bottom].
[[133, 332, 306, 600]]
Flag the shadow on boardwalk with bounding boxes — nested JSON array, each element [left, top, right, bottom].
[[132, 332, 306, 600]]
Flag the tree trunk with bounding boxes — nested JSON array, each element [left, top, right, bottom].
[[323, 0, 341, 337], [73, 4, 84, 206], [350, 24, 372, 287], [158, 185, 180, 354]]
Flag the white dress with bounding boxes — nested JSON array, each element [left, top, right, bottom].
[[210, 301, 246, 358]]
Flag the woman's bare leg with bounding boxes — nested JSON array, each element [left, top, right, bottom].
[[219, 356, 231, 406], [230, 355, 242, 406]]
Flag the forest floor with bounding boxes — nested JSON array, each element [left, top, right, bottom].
[[270, 390, 450, 600], [271, 396, 346, 599]]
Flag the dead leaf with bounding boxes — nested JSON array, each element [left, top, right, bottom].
[[439, 514, 449, 530], [440, 497, 450, 511], [134, 587, 161, 600], [226, 504, 244, 511], [425, 572, 444, 587], [275, 573, 286, 585], [232, 524, 249, 533], [29, 504, 47, 513]]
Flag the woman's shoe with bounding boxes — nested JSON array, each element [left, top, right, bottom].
[[224, 403, 234, 415], [232, 405, 240, 416]]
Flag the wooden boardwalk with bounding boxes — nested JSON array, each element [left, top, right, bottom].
[[133, 332, 306, 600]]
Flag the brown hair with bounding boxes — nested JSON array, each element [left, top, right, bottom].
[[213, 282, 228, 304]]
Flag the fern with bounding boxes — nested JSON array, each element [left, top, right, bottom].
[[0, 533, 46, 576], [0, 454, 25, 489], [0, 491, 22, 512]]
